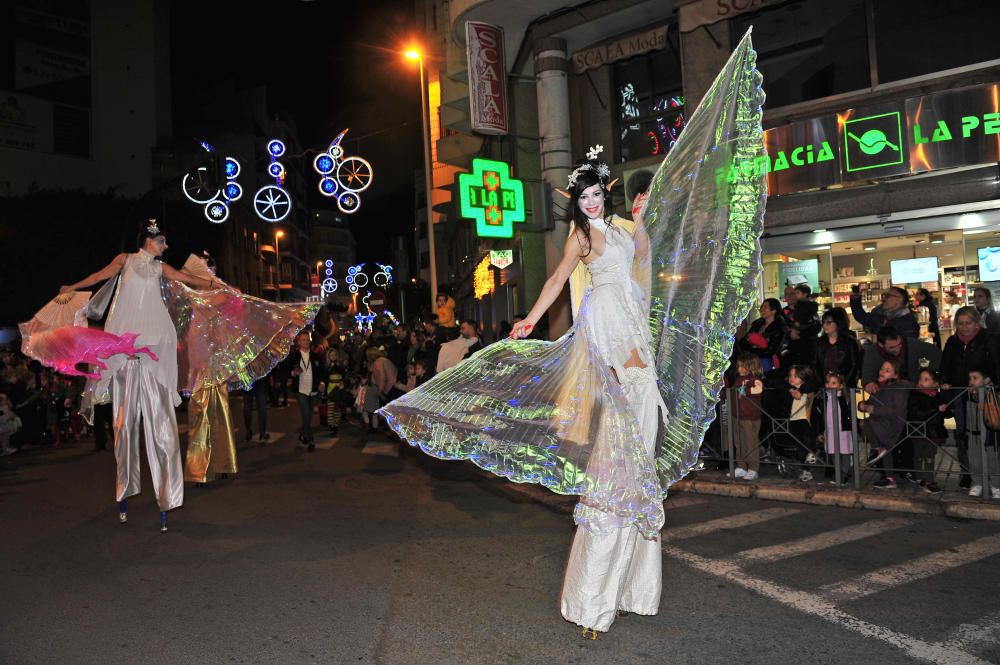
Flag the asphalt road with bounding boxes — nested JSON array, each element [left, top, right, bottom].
[[2, 401, 1000, 665]]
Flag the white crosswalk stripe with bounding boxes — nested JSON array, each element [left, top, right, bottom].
[[819, 532, 1000, 602], [726, 517, 915, 565], [663, 544, 995, 665], [657, 502, 1000, 664], [941, 611, 1000, 653], [663, 506, 800, 542]]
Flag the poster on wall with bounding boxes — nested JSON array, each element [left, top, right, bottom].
[[779, 258, 820, 292]]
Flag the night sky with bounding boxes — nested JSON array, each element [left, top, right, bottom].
[[169, 0, 423, 262]]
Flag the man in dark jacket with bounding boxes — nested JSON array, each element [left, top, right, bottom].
[[850, 286, 920, 338], [280, 331, 326, 451], [860, 326, 941, 392]]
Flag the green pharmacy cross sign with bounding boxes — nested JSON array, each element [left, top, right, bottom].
[[458, 158, 526, 239]]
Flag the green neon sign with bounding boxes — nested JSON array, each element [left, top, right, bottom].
[[913, 113, 1000, 144], [458, 158, 526, 239], [844, 111, 904, 172]]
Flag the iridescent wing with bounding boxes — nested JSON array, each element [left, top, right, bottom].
[[641, 29, 767, 490]]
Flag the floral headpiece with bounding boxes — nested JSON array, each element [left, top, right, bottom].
[[566, 145, 613, 189], [557, 145, 618, 199], [146, 218, 161, 236]]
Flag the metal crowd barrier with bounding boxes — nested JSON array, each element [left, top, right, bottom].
[[700, 384, 998, 498]]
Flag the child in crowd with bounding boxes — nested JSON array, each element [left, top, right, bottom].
[[731, 353, 764, 481], [859, 358, 909, 489], [786, 364, 818, 482], [967, 366, 1000, 498], [0, 393, 21, 455], [810, 371, 854, 485], [905, 368, 948, 494], [355, 370, 382, 434], [325, 352, 348, 436]]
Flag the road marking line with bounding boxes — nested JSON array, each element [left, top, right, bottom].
[[727, 517, 915, 565], [819, 532, 1000, 602], [664, 495, 708, 510], [362, 441, 399, 457], [942, 611, 1000, 651], [663, 507, 800, 542], [663, 544, 994, 665]]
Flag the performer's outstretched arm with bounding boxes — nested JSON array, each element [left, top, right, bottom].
[[510, 231, 583, 339], [162, 263, 226, 291], [60, 254, 127, 294]]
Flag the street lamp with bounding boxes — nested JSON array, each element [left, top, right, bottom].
[[405, 46, 438, 314], [275, 229, 285, 302]]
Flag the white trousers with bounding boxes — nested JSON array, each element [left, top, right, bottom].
[[113, 358, 183, 511], [561, 366, 663, 632]]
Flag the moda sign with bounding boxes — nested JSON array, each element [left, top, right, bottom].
[[761, 82, 1000, 196]]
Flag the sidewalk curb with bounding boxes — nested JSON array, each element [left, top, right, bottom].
[[673, 478, 1000, 521]]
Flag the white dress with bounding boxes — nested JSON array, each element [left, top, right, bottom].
[[560, 215, 665, 632]]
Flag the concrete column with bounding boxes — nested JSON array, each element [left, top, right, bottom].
[[680, 22, 731, 113], [533, 37, 573, 339]]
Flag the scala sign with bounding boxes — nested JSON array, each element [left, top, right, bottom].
[[760, 82, 1000, 196], [457, 158, 526, 239], [489, 249, 513, 269], [466, 22, 509, 135]]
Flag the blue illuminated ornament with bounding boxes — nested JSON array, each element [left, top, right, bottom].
[[254, 185, 291, 222], [255, 138, 293, 222], [224, 182, 243, 202], [318, 177, 338, 197], [320, 259, 338, 296], [337, 192, 360, 214], [205, 200, 229, 223], [312, 128, 373, 214], [181, 143, 241, 223], [267, 139, 286, 157], [345, 263, 369, 293], [373, 263, 393, 287], [313, 154, 335, 175]]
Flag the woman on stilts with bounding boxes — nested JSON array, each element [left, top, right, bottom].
[[379, 31, 766, 637], [59, 220, 218, 532]]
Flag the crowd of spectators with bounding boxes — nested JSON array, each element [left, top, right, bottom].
[[724, 283, 1000, 497]]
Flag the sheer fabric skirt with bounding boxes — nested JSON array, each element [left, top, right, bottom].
[[561, 366, 663, 632]]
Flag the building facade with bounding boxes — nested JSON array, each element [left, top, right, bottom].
[[422, 0, 1000, 344], [0, 0, 172, 197]]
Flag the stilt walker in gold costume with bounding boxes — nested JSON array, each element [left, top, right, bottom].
[[180, 253, 238, 484]]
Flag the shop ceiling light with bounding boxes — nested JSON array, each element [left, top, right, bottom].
[[863, 242, 877, 251], [930, 235, 945, 244], [813, 245, 831, 250], [813, 228, 827, 233]]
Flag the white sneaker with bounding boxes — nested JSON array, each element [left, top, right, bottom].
[[798, 470, 813, 482], [744, 470, 759, 481], [734, 467, 747, 479], [969, 485, 984, 498], [991, 487, 1000, 500], [804, 452, 818, 465]]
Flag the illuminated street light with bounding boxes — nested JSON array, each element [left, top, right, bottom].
[[404, 44, 438, 312]]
